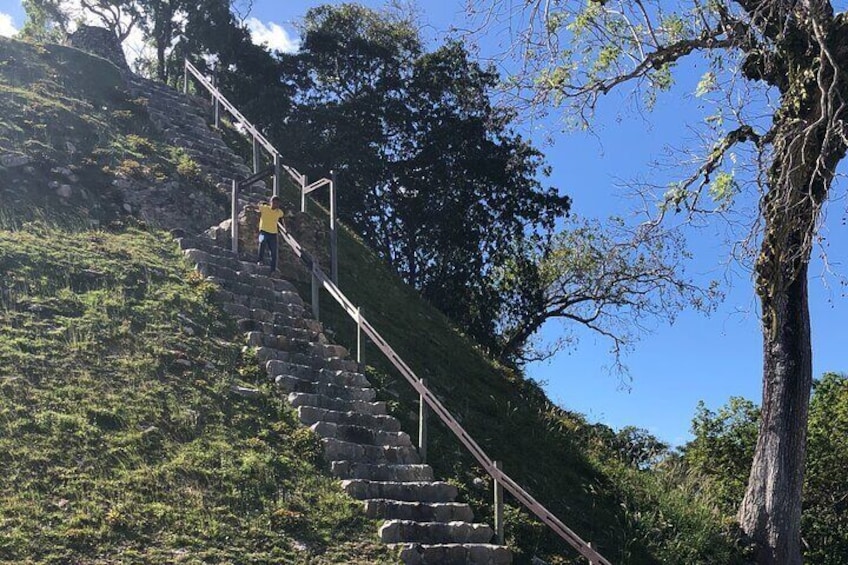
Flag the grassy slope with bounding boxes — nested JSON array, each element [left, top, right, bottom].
[[0, 37, 744, 564], [0, 39, 390, 564], [0, 224, 393, 564]]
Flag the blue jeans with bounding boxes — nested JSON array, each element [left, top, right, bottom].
[[257, 231, 278, 271]]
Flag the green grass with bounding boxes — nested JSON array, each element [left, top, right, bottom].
[[0, 223, 393, 564]]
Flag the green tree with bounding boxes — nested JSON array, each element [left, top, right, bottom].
[[20, 0, 69, 41], [473, 1, 848, 561], [612, 425, 670, 469], [22, 0, 142, 42], [280, 4, 570, 353], [804, 372, 848, 564], [497, 217, 711, 364], [683, 377, 848, 563], [683, 397, 760, 514]]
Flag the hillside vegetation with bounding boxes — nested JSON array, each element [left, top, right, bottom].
[[0, 224, 393, 564], [0, 37, 747, 564]]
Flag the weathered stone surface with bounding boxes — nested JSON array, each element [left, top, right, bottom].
[[331, 461, 433, 481], [230, 385, 261, 398], [364, 500, 474, 522], [288, 392, 388, 416], [312, 421, 412, 447], [1, 153, 31, 168], [379, 520, 494, 544], [323, 439, 420, 465], [394, 543, 512, 565], [274, 375, 375, 401], [68, 25, 129, 69], [297, 405, 400, 431], [341, 480, 457, 503]]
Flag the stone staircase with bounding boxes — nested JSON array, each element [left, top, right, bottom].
[[127, 74, 255, 192], [179, 235, 512, 564], [130, 72, 512, 563]]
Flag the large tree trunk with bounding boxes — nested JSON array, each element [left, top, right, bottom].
[[739, 255, 812, 565], [738, 80, 844, 559]]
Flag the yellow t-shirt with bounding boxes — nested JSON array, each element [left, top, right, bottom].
[[258, 204, 284, 234]]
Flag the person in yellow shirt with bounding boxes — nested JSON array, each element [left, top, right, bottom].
[[257, 196, 285, 272]]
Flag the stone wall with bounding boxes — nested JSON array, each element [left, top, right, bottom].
[[67, 26, 129, 70]]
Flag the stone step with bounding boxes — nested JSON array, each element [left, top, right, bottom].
[[218, 294, 304, 319], [182, 238, 290, 279], [379, 520, 494, 545], [312, 421, 412, 448], [221, 303, 321, 332], [323, 439, 420, 465], [186, 249, 294, 286], [297, 405, 400, 432], [252, 334, 347, 359], [341, 480, 456, 503], [273, 374, 376, 402], [364, 500, 474, 522], [393, 543, 512, 565], [210, 277, 303, 306], [257, 348, 357, 370], [330, 461, 433, 482], [227, 291, 305, 317], [267, 360, 369, 388], [179, 236, 236, 258], [197, 262, 299, 296], [288, 392, 388, 416], [237, 319, 322, 342]]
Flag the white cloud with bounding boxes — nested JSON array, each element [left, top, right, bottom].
[[0, 12, 18, 38], [245, 17, 298, 53]]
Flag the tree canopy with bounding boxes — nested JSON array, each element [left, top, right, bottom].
[[471, 0, 848, 561]]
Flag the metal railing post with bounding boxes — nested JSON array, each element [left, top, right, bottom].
[[212, 69, 220, 128], [419, 379, 428, 464], [588, 542, 597, 565], [274, 221, 613, 565], [231, 180, 239, 253], [494, 461, 505, 545], [311, 270, 320, 320], [252, 136, 260, 174], [356, 307, 363, 364], [301, 174, 307, 213], [273, 153, 281, 198], [183, 60, 189, 95], [330, 170, 339, 284]]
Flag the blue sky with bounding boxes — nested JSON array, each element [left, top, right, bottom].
[[2, 0, 846, 447]]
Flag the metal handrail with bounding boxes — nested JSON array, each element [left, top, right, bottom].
[[184, 58, 339, 283], [185, 60, 278, 162], [277, 222, 612, 565], [183, 54, 610, 564]]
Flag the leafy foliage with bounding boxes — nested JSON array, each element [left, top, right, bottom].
[[681, 380, 848, 563], [683, 397, 760, 513], [470, 0, 848, 559], [274, 5, 569, 355]]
